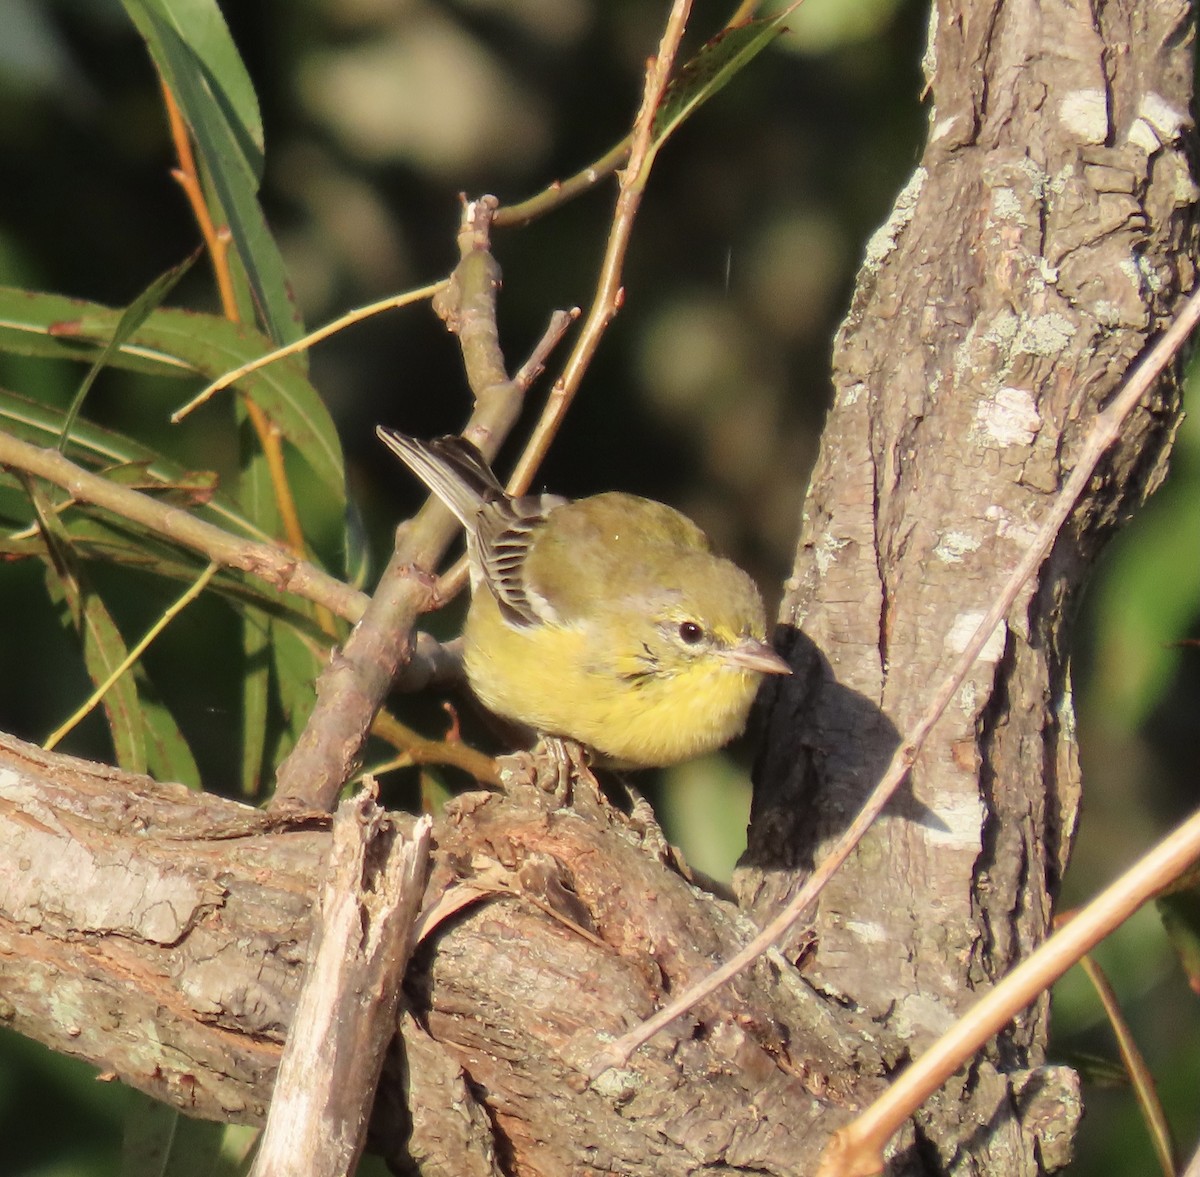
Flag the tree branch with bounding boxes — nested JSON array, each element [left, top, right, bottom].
[[252, 795, 432, 1177]]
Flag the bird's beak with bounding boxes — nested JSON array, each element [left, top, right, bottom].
[[724, 637, 791, 676]]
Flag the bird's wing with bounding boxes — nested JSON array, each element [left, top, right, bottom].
[[376, 428, 508, 525], [476, 492, 567, 628], [377, 428, 569, 628]]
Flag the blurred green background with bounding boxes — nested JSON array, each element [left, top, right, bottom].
[[0, 1, 1196, 1173]]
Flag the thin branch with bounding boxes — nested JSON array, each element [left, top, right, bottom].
[[489, 0, 762, 229], [161, 82, 238, 321], [0, 429, 363, 621], [507, 0, 695, 495], [268, 2, 702, 813], [492, 137, 632, 229], [513, 308, 581, 391], [270, 0, 697, 813], [587, 280, 1200, 1075], [436, 307, 582, 602], [432, 195, 532, 456], [1076, 951, 1175, 1177], [268, 199, 531, 814], [171, 282, 449, 424], [815, 806, 1200, 1177], [248, 399, 306, 551], [370, 705, 499, 787], [160, 79, 309, 569], [44, 562, 219, 750]]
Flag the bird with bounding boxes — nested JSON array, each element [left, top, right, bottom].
[[377, 427, 790, 769]]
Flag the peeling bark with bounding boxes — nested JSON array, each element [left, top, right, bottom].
[[0, 734, 868, 1174]]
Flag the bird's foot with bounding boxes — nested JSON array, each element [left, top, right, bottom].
[[497, 737, 601, 810], [616, 775, 674, 865], [538, 736, 603, 807]]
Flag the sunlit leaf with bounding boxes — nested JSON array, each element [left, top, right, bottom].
[[121, 0, 300, 346], [651, 15, 792, 156], [0, 291, 345, 505]]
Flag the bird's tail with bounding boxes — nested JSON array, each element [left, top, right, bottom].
[[376, 427, 506, 525]]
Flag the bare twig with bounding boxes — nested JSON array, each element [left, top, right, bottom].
[[370, 704, 500, 787], [588, 281, 1200, 1076], [489, 0, 763, 229], [172, 281, 449, 424], [492, 138, 632, 229], [436, 306, 582, 602], [815, 807, 1200, 1177], [507, 0, 696, 494], [1076, 951, 1175, 1177], [268, 199, 534, 814], [161, 82, 238, 321], [513, 308, 581, 391], [251, 794, 432, 1177], [269, 0, 700, 813]]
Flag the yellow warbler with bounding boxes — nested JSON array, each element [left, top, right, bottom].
[[378, 428, 790, 767]]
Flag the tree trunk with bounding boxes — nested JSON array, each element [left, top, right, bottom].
[[741, 0, 1196, 1170], [1, 0, 1196, 1174]]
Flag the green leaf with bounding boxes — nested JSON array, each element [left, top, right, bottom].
[[59, 251, 199, 453], [121, 0, 301, 346], [28, 477, 147, 773], [1158, 884, 1200, 997], [343, 496, 372, 591], [126, 0, 263, 167], [0, 286, 195, 377], [1087, 403, 1200, 729], [137, 667, 203, 789], [0, 519, 331, 656], [0, 289, 346, 505], [270, 620, 322, 768], [122, 1090, 227, 1177], [651, 15, 792, 156], [231, 393, 340, 793], [0, 385, 275, 544], [236, 413, 278, 797], [239, 608, 272, 798]]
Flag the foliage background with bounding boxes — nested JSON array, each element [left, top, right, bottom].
[[0, 0, 1196, 1173]]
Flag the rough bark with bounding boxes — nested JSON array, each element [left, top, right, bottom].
[[740, 0, 1196, 1172], [0, 733, 871, 1175]]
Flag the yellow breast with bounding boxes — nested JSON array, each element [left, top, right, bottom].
[[462, 592, 760, 767]]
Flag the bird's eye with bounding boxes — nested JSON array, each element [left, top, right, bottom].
[[678, 620, 704, 645]]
